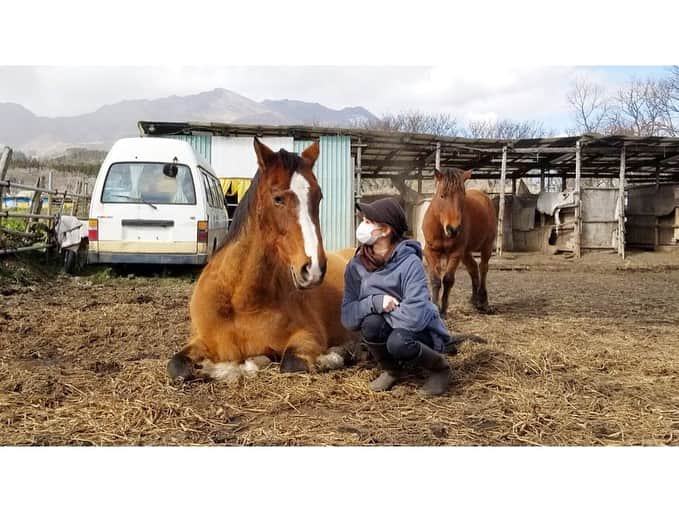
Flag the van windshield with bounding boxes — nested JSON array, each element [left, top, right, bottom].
[[101, 162, 196, 205]]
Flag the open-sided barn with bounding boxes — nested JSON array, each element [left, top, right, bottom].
[[137, 121, 679, 257]]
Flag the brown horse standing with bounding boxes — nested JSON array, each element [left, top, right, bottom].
[[167, 138, 357, 381], [422, 168, 497, 317]]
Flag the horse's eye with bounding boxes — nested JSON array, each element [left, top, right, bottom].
[[273, 195, 284, 206]]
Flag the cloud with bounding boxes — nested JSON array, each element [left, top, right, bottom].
[[0, 65, 666, 133]]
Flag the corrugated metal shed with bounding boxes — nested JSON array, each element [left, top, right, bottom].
[[165, 134, 212, 163], [147, 126, 355, 251], [211, 136, 293, 178], [295, 136, 354, 251]]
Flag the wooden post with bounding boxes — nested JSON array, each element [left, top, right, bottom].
[[496, 145, 508, 257], [539, 168, 546, 227], [354, 139, 362, 245], [654, 164, 660, 249], [25, 176, 43, 233], [417, 168, 423, 194], [574, 140, 582, 258], [0, 147, 12, 229], [71, 181, 81, 216], [47, 171, 53, 217], [619, 146, 626, 259], [561, 173, 567, 192]]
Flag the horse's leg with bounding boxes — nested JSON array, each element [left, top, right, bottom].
[[477, 245, 493, 313], [423, 247, 442, 308], [167, 337, 214, 381], [440, 256, 460, 319], [280, 329, 323, 373], [461, 251, 481, 307]]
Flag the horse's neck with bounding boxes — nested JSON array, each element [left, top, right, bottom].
[[221, 230, 292, 306]]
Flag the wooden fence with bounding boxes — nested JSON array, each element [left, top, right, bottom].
[[0, 146, 92, 255]]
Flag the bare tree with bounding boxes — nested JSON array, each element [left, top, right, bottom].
[[656, 66, 679, 136], [465, 119, 550, 139], [354, 110, 460, 136], [608, 78, 666, 136], [567, 78, 611, 134]]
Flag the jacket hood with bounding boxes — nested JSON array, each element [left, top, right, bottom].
[[389, 239, 422, 264]]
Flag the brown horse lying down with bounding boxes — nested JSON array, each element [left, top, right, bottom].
[[168, 139, 358, 381], [423, 168, 497, 317]]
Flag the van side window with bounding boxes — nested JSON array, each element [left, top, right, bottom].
[[211, 177, 225, 209], [201, 172, 215, 208]]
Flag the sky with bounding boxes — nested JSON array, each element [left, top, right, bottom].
[[0, 65, 673, 134]]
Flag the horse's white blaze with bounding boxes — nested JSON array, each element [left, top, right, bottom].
[[290, 172, 321, 280]]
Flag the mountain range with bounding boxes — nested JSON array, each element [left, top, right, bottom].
[[0, 88, 377, 156]]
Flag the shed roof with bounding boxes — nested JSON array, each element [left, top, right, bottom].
[[138, 121, 679, 184]]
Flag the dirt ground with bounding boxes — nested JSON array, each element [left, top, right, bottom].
[[1, 251, 679, 446]]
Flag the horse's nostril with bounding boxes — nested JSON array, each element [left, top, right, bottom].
[[300, 262, 311, 280], [445, 225, 457, 237]]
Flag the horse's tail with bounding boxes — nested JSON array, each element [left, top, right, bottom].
[[443, 332, 488, 354]]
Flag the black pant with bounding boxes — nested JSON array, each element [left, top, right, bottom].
[[360, 314, 434, 361]]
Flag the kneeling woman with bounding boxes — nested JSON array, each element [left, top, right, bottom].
[[341, 198, 453, 396]]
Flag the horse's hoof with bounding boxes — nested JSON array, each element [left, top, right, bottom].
[[167, 353, 195, 381], [280, 351, 308, 373], [476, 304, 496, 315]]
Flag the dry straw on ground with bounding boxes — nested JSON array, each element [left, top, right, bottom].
[[1, 253, 678, 445]]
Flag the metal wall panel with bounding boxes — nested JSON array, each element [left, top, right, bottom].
[[212, 136, 293, 179], [164, 134, 212, 163], [295, 136, 353, 251], [581, 187, 620, 249]]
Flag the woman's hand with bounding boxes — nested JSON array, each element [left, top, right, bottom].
[[382, 295, 400, 312]]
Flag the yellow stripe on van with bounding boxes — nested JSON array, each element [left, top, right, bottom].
[[97, 241, 198, 254]]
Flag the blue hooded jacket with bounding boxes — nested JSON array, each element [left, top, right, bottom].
[[341, 239, 452, 352]]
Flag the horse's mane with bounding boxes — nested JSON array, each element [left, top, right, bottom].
[[439, 168, 467, 195], [223, 148, 303, 247]]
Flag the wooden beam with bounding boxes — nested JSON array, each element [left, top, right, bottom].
[[375, 147, 402, 172], [496, 146, 508, 257]]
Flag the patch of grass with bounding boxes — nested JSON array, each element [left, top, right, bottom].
[[2, 217, 28, 232]]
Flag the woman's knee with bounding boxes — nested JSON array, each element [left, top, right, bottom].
[[386, 329, 421, 360], [361, 314, 389, 342]]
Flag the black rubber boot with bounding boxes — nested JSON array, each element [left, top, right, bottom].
[[363, 340, 402, 392], [412, 344, 452, 396]]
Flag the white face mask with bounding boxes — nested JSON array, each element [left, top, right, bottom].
[[356, 221, 383, 245]]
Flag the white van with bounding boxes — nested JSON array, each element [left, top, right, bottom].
[[88, 137, 229, 265]]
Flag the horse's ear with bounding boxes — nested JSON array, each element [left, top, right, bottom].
[[434, 168, 443, 181], [253, 137, 275, 171], [301, 141, 320, 165], [463, 169, 473, 181]]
